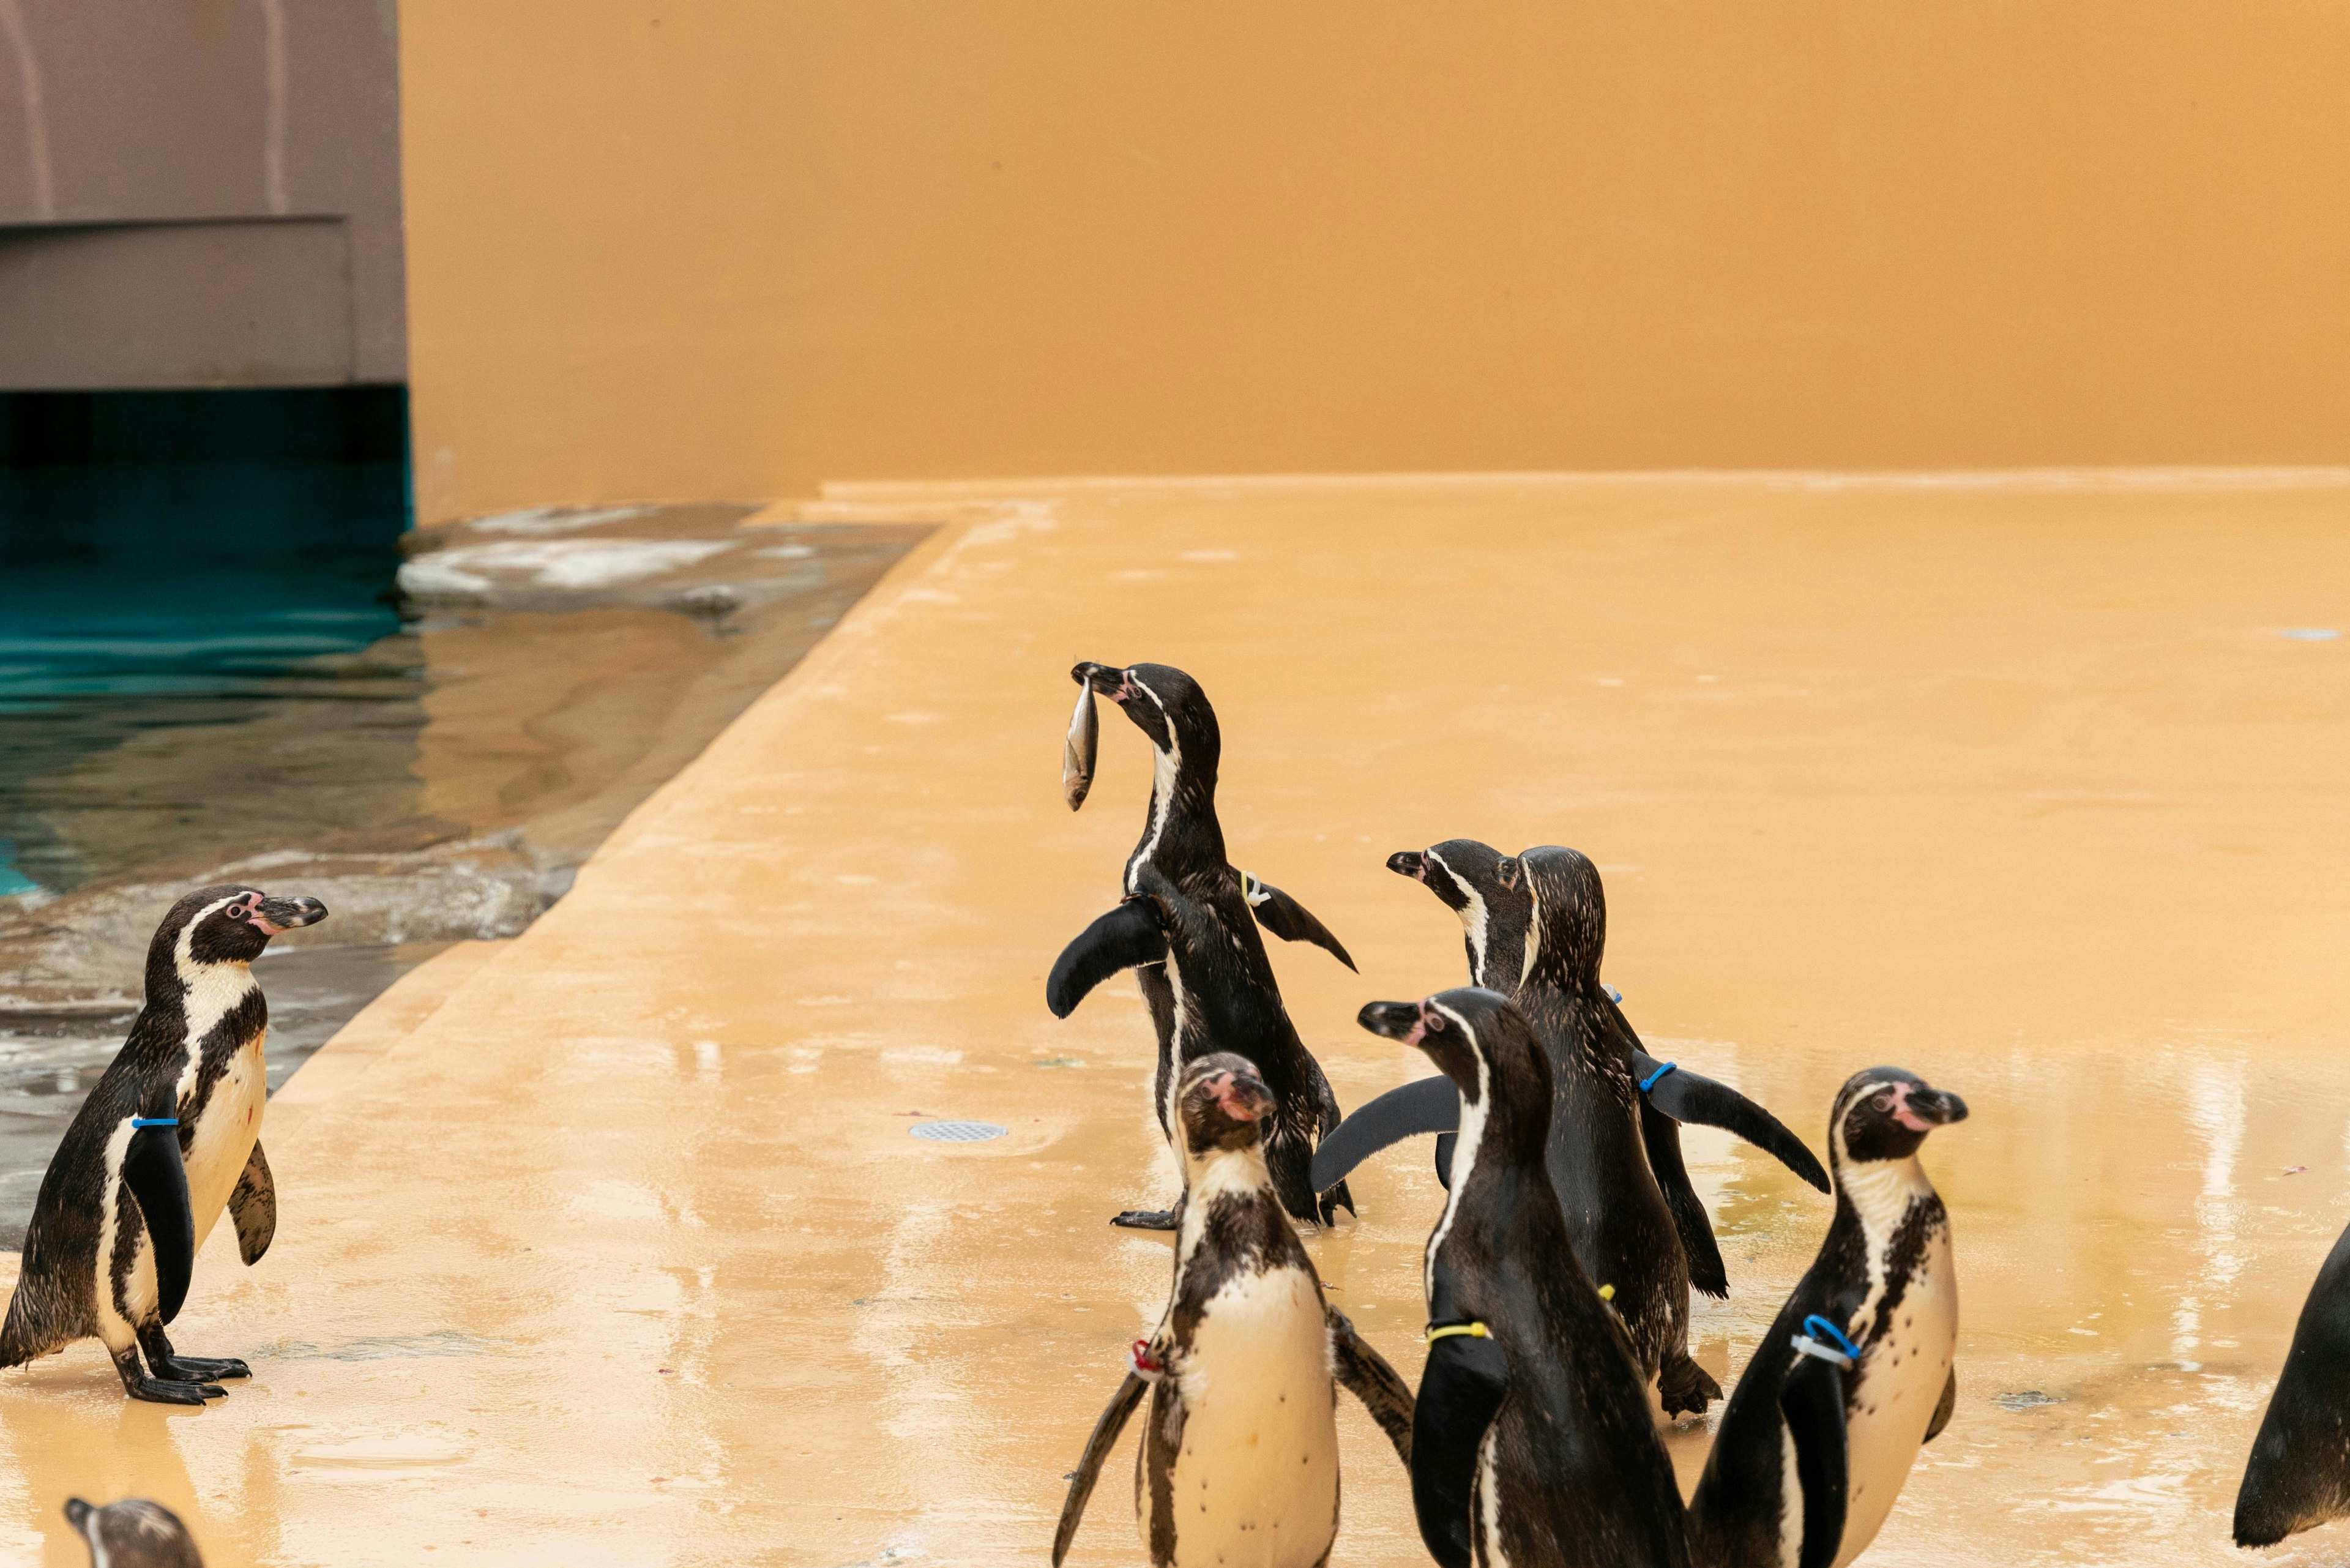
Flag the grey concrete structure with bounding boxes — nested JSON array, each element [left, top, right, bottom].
[[0, 1, 403, 389]]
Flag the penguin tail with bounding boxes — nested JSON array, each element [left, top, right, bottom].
[[0, 1274, 62, 1368]]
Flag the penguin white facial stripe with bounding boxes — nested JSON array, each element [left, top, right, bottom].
[[1422, 1002, 1489, 1304], [1428, 849, 1492, 977], [1519, 886, 1540, 990], [1125, 674, 1181, 890]]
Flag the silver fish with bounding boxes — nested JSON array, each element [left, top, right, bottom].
[[1062, 682, 1099, 811]]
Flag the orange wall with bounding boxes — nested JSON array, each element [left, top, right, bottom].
[[399, 2, 2350, 520]]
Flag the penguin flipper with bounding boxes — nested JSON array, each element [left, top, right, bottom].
[[229, 1140, 278, 1266], [1326, 1305, 1414, 1466], [1411, 1331, 1510, 1568], [1240, 875, 1357, 971], [1642, 1099, 1729, 1298], [1308, 1076, 1459, 1193], [122, 1122, 196, 1326], [1045, 898, 1168, 1018], [1780, 1354, 1849, 1568], [1052, 1370, 1147, 1567], [1630, 1045, 1831, 1195], [1926, 1366, 1956, 1442]]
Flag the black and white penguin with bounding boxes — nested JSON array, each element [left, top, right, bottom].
[[1048, 660, 1356, 1229], [1052, 1053, 1414, 1568], [64, 1497, 203, 1567], [1316, 839, 1829, 1294], [1359, 988, 1689, 1568], [1687, 1068, 1967, 1568], [0, 884, 326, 1403], [2234, 1217, 2350, 1548]]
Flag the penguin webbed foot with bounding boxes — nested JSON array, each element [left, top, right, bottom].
[[1110, 1208, 1179, 1231], [138, 1327, 250, 1384], [127, 1375, 226, 1405], [1658, 1352, 1722, 1418], [152, 1354, 250, 1382], [111, 1349, 223, 1405]]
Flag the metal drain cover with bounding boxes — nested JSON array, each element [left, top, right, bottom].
[[909, 1120, 1008, 1143]]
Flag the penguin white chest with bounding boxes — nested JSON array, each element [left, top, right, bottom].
[[181, 1030, 266, 1252], [1833, 1220, 1957, 1568], [1155, 1267, 1339, 1568]]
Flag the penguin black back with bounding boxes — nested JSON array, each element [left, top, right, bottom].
[[2236, 1217, 2350, 1547], [1360, 988, 1687, 1568]]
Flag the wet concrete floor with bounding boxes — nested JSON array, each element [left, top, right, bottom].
[[1, 472, 2346, 1565]]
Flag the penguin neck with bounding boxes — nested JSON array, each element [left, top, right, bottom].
[[1177, 1141, 1272, 1260], [1135, 737, 1225, 872], [1832, 1151, 1937, 1241]]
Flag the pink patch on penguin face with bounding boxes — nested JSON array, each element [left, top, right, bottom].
[[1888, 1081, 1934, 1132]]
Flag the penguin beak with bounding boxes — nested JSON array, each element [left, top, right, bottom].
[[1896, 1084, 1968, 1130], [1357, 999, 1428, 1045], [1210, 1070, 1274, 1123], [62, 1499, 92, 1537], [251, 895, 329, 936], [1072, 662, 1128, 701], [1386, 851, 1427, 881]]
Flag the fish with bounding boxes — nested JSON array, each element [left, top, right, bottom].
[[1062, 682, 1099, 810]]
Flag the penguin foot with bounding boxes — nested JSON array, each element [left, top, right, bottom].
[[1658, 1352, 1722, 1417], [1110, 1209, 1179, 1231], [125, 1375, 226, 1406], [151, 1354, 250, 1382]]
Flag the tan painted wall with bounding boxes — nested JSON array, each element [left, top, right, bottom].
[[399, 1, 2350, 521]]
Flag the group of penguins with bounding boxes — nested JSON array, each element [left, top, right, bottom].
[[1042, 659, 2350, 1567], [0, 664, 2347, 1567]]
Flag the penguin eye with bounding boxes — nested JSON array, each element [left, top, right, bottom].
[[1425, 1014, 1447, 1033], [1871, 1092, 1895, 1113]]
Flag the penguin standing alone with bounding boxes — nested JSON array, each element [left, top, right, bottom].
[[1687, 1067, 1967, 1568], [0, 884, 326, 1403], [1053, 1053, 1414, 1568], [1048, 660, 1356, 1228], [1358, 987, 1690, 1568]]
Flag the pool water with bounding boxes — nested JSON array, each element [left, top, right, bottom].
[[0, 400, 928, 1242]]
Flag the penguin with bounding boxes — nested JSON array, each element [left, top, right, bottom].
[[1052, 1053, 1415, 1568], [1315, 840, 1829, 1299], [1048, 660, 1356, 1230], [1685, 1067, 1968, 1568], [0, 884, 327, 1403], [64, 1498, 203, 1567], [2234, 1217, 2350, 1547], [1357, 988, 1689, 1568]]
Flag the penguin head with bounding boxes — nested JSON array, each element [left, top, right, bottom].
[[1175, 1052, 1276, 1160], [1357, 987, 1550, 1159], [155, 884, 331, 971], [1384, 840, 1530, 990], [1832, 1067, 1969, 1168], [1070, 661, 1220, 770], [64, 1497, 203, 1568], [1517, 846, 1606, 990]]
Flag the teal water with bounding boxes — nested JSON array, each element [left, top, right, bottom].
[[0, 404, 409, 894]]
